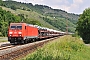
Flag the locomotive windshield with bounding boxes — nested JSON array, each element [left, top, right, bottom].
[[17, 26, 22, 29], [11, 26, 16, 29], [10, 25, 22, 29]]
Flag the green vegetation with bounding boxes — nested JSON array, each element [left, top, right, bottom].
[[0, 0, 2, 5], [0, 7, 22, 36], [21, 36, 90, 60], [76, 8, 90, 43], [0, 40, 7, 42], [2, 1, 79, 33], [0, 37, 7, 42], [0, 1, 79, 36]]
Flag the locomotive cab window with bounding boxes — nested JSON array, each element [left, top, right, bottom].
[[10, 26, 16, 29], [10, 25, 22, 29], [17, 26, 22, 29], [25, 26, 26, 29]]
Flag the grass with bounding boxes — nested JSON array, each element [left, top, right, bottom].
[[21, 35, 90, 60], [0, 40, 7, 42], [0, 37, 8, 42]]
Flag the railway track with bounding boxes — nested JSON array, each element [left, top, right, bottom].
[[0, 43, 11, 47], [85, 44, 90, 47], [0, 43, 14, 50], [0, 45, 15, 50], [0, 36, 59, 60]]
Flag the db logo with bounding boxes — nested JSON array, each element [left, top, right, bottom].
[[14, 32, 17, 34]]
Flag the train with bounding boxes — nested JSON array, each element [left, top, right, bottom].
[[8, 23, 65, 44]]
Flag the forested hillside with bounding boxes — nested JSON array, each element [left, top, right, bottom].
[[0, 1, 79, 36], [0, 7, 22, 36]]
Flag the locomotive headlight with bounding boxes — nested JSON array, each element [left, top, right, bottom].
[[19, 35, 21, 36], [9, 32, 13, 34], [10, 35, 12, 36], [18, 32, 22, 34]]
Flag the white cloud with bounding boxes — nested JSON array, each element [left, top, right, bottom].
[[73, 0, 83, 4], [63, 0, 83, 14]]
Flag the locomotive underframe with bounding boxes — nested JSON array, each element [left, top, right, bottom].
[[8, 37, 23, 44], [8, 36, 39, 44]]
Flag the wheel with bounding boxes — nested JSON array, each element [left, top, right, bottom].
[[21, 40, 24, 44], [24, 40, 27, 44]]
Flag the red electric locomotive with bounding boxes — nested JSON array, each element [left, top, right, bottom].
[[8, 23, 62, 44], [8, 23, 38, 44]]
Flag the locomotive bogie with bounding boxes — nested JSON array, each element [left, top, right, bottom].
[[8, 37, 23, 44]]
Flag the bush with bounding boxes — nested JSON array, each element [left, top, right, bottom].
[[11, 5, 17, 10]]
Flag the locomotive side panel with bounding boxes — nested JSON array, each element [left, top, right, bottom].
[[23, 25, 38, 40]]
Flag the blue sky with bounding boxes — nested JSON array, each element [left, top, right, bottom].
[[68, 0, 73, 3], [12, 0, 90, 14]]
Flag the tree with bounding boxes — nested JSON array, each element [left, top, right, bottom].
[[5, 0, 13, 1], [0, 0, 2, 5], [76, 8, 90, 43], [1, 21, 8, 37], [11, 5, 17, 10], [0, 7, 22, 36]]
